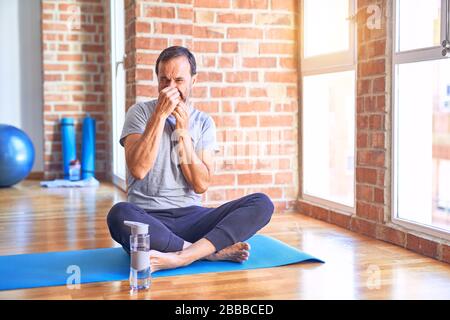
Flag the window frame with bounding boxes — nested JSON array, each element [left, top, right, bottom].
[[299, 0, 358, 214], [391, 0, 450, 240], [301, 0, 357, 74], [110, 0, 127, 191]]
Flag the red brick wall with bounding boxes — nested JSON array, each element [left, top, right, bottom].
[[40, 0, 448, 263], [125, 0, 299, 211], [297, 0, 450, 264], [41, 0, 108, 180]]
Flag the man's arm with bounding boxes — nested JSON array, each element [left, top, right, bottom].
[[177, 133, 214, 194], [171, 102, 215, 193], [124, 87, 181, 180], [123, 112, 165, 180]]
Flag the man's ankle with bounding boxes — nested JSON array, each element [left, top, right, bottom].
[[176, 251, 194, 266], [182, 241, 192, 249]]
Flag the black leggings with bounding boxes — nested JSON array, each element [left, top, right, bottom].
[[107, 193, 274, 254]]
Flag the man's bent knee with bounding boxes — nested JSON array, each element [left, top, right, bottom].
[[107, 202, 128, 226], [251, 192, 274, 224]]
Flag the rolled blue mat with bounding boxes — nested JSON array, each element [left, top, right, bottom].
[[61, 118, 76, 180], [81, 116, 96, 179]]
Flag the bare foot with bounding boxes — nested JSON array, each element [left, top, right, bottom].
[[149, 250, 187, 272], [204, 242, 251, 263]]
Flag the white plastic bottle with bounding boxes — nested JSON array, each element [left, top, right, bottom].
[[124, 221, 151, 291]]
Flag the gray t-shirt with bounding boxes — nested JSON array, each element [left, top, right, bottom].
[[120, 99, 219, 210]]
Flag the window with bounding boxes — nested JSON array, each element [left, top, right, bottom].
[[393, 0, 450, 236], [301, 0, 356, 211], [110, 0, 126, 190]]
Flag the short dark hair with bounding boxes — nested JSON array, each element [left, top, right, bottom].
[[155, 46, 197, 76]]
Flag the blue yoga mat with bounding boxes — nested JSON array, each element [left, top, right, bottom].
[[0, 235, 323, 291]]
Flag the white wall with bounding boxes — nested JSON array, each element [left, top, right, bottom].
[[0, 0, 43, 172]]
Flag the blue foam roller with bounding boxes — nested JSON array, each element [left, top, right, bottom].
[[61, 118, 76, 180], [81, 116, 96, 179]]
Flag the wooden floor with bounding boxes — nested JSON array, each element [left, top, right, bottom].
[[0, 180, 449, 300]]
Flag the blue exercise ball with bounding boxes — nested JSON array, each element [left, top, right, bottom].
[[0, 124, 35, 187]]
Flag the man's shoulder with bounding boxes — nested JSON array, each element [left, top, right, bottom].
[[128, 99, 158, 115]]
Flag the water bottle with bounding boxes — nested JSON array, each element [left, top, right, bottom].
[[124, 221, 151, 291], [68, 159, 81, 181]]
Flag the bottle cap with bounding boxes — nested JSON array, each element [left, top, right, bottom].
[[69, 159, 80, 165], [124, 221, 149, 235]]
